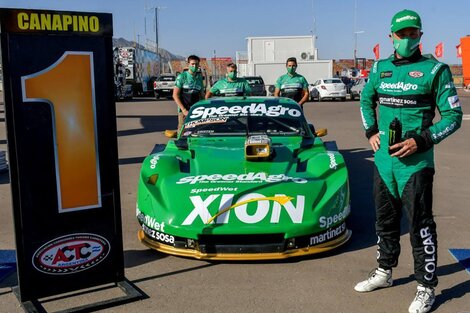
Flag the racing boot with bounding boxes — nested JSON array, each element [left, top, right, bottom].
[[354, 268, 392, 292], [408, 285, 435, 313]]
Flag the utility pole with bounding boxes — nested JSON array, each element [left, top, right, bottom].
[[146, 5, 166, 75], [213, 49, 217, 82]]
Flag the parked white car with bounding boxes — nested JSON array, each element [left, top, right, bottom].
[[153, 74, 176, 99], [309, 78, 347, 101], [350, 78, 369, 100]]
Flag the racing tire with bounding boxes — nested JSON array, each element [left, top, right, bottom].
[[340, 97, 346, 101]]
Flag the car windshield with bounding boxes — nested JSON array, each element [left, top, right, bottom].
[[182, 102, 307, 137], [158, 76, 175, 81], [324, 79, 342, 84], [245, 77, 263, 85]]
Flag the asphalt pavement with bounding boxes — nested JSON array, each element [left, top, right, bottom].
[[0, 92, 469, 313]]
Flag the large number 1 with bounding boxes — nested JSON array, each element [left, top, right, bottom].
[[21, 52, 101, 212]]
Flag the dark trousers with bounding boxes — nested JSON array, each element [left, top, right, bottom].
[[374, 166, 438, 287]]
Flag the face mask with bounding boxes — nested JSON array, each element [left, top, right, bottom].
[[189, 65, 198, 73], [393, 37, 420, 58], [227, 71, 237, 80], [287, 66, 297, 74]]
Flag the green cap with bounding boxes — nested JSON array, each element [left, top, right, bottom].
[[390, 9, 422, 32]]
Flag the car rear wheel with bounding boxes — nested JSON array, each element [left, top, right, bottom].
[[340, 97, 346, 101]]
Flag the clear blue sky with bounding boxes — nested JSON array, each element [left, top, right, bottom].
[[1, 0, 469, 65]]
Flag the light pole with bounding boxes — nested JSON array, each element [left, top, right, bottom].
[[354, 30, 364, 68]]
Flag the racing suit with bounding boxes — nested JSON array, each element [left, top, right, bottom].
[[275, 73, 309, 103], [360, 51, 462, 287], [210, 77, 251, 97], [175, 71, 204, 130]]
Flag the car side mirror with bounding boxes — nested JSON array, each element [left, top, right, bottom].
[[315, 128, 328, 137]]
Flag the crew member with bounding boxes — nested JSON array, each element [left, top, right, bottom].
[[274, 57, 309, 107], [205, 63, 251, 98], [173, 55, 205, 132]]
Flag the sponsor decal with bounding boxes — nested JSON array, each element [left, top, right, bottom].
[[190, 186, 238, 194], [447, 95, 460, 108], [149, 154, 161, 169], [219, 88, 243, 96], [182, 193, 305, 225], [372, 62, 378, 74], [137, 208, 175, 245], [376, 236, 381, 260], [141, 215, 175, 245], [281, 83, 303, 89], [142, 224, 175, 245], [32, 233, 110, 275], [189, 103, 302, 119], [408, 71, 424, 78], [319, 205, 350, 229], [395, 15, 418, 23], [17, 12, 100, 33], [444, 82, 455, 89], [430, 63, 443, 75], [360, 107, 370, 129], [327, 152, 338, 169], [136, 204, 145, 224], [177, 172, 307, 185], [380, 71, 393, 78], [379, 81, 418, 92], [379, 96, 417, 106], [432, 122, 457, 141], [185, 117, 227, 128], [309, 222, 346, 245], [420, 227, 436, 281]]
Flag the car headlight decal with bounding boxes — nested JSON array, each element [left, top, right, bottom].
[[147, 174, 159, 185]]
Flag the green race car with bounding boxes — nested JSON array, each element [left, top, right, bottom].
[[136, 97, 351, 260]]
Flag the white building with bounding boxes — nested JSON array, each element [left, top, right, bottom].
[[238, 35, 333, 92]]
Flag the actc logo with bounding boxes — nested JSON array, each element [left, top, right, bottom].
[[32, 233, 110, 275]]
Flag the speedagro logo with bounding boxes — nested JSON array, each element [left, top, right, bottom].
[[32, 233, 110, 275], [189, 103, 302, 119], [177, 172, 307, 185], [379, 81, 418, 91]]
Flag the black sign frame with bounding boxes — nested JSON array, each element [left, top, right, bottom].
[[0, 8, 143, 309]]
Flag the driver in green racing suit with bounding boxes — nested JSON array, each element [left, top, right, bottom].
[[355, 9, 462, 313]]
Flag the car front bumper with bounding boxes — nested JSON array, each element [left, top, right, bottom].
[[138, 223, 352, 260]]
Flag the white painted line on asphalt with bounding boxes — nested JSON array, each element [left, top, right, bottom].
[[463, 114, 470, 120]]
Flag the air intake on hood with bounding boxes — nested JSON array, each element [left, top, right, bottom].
[[245, 135, 272, 161]]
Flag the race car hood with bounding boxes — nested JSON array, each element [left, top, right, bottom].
[[137, 136, 349, 239]]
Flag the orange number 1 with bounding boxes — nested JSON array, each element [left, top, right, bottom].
[[22, 52, 101, 212]]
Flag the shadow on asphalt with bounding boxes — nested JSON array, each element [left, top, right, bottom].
[[131, 263, 216, 285], [124, 249, 169, 269], [435, 275, 470, 310], [340, 147, 377, 253], [119, 156, 146, 165], [116, 115, 177, 137]]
